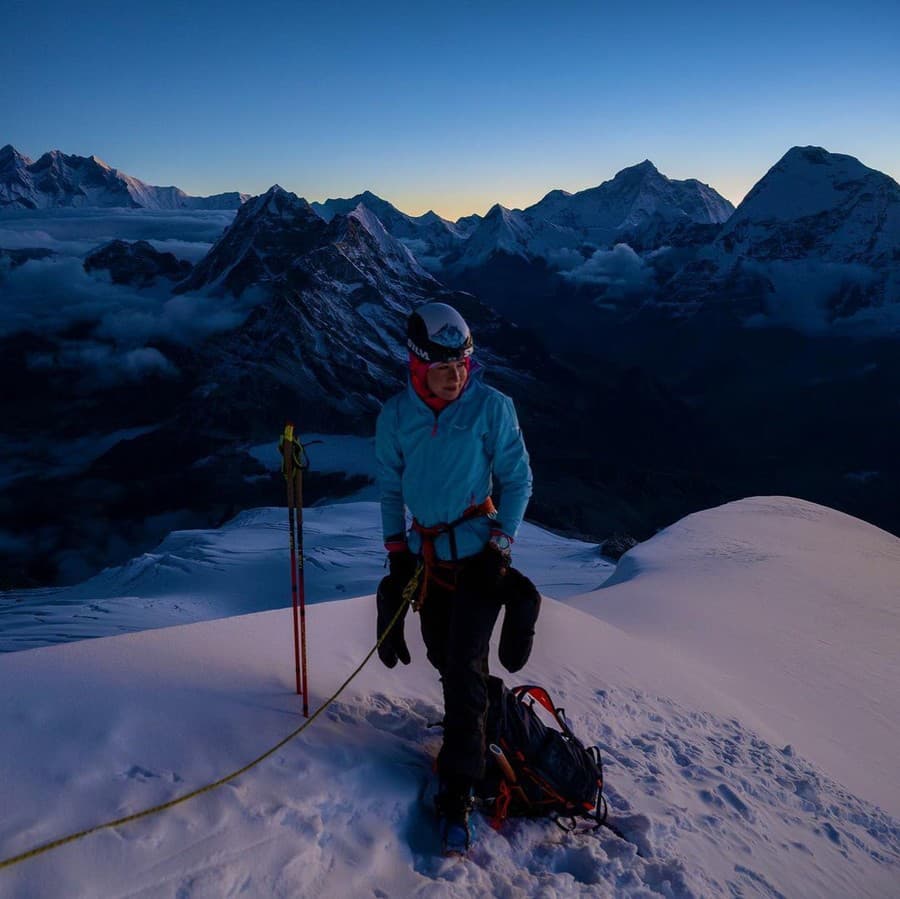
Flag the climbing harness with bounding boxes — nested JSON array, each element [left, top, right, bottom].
[[406, 497, 497, 609]]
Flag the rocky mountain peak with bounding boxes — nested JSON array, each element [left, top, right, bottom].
[[536, 188, 572, 205], [780, 146, 833, 167], [613, 159, 661, 181], [0, 144, 32, 166], [175, 186, 328, 296], [416, 210, 444, 225], [311, 190, 399, 224], [241, 184, 318, 222], [483, 203, 512, 220]]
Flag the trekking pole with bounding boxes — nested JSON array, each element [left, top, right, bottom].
[[279, 426, 322, 717], [280, 423, 304, 706], [294, 437, 310, 720]]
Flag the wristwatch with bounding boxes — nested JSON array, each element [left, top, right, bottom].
[[491, 534, 512, 552]]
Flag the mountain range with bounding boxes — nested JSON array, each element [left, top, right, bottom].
[[308, 161, 736, 274], [5, 143, 897, 337], [0, 145, 247, 210], [1, 143, 899, 591], [301, 149, 900, 337], [452, 159, 734, 270]]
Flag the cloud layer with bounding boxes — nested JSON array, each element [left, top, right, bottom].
[[560, 243, 655, 300], [0, 209, 266, 385]]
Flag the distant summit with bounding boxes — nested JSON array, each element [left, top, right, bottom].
[[664, 146, 900, 331], [309, 164, 734, 275], [312, 190, 466, 272], [526, 159, 734, 246], [717, 145, 900, 265], [0, 145, 249, 210]]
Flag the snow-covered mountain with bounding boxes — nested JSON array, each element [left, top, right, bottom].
[[450, 202, 581, 270], [0, 496, 897, 897], [310, 164, 733, 276], [528, 160, 734, 247], [313, 190, 468, 272], [716, 147, 900, 265], [175, 185, 334, 296], [170, 185, 538, 432], [177, 186, 437, 299], [664, 147, 900, 331], [442, 161, 733, 273], [331, 203, 438, 286], [0, 145, 248, 210], [312, 190, 459, 238], [454, 212, 484, 237]]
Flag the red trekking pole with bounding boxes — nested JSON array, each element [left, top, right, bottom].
[[280, 422, 309, 717]]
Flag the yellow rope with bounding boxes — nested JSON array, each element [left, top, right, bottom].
[[0, 590, 411, 871]]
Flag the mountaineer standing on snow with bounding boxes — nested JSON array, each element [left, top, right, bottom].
[[374, 302, 533, 854]]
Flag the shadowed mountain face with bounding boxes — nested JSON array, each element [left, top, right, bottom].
[[84, 240, 193, 286]]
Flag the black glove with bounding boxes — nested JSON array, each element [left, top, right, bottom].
[[388, 547, 418, 588], [376, 574, 411, 668]]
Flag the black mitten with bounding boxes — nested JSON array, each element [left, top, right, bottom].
[[376, 575, 411, 668], [498, 567, 541, 673], [388, 548, 418, 588]]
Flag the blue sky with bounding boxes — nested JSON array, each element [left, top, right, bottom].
[[4, 0, 899, 219]]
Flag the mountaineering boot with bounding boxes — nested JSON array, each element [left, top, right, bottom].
[[436, 781, 474, 857]]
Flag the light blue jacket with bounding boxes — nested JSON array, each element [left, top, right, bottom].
[[375, 371, 533, 561]]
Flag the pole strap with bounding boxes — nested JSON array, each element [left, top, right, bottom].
[[279, 426, 321, 484]]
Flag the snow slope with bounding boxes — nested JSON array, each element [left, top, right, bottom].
[[0, 497, 898, 897], [571, 497, 900, 817], [0, 501, 611, 654]]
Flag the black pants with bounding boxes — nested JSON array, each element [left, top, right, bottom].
[[419, 564, 504, 785]]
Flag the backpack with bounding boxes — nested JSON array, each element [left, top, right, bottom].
[[479, 676, 608, 832]]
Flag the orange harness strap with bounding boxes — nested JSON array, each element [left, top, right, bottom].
[[409, 497, 496, 610]]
